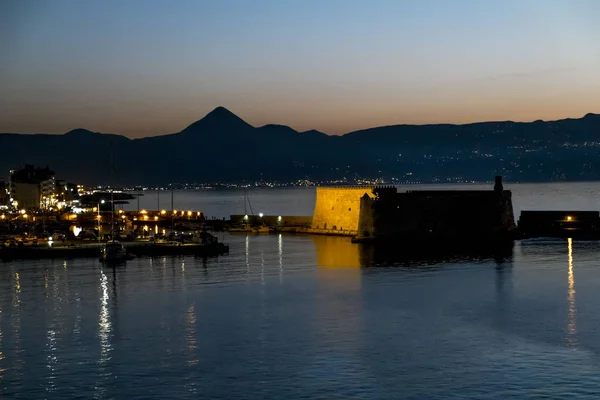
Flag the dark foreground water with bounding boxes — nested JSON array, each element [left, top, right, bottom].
[[2, 234, 600, 399]]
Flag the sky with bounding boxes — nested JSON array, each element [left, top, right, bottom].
[[1, 0, 599, 137]]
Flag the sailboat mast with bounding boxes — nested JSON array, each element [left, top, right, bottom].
[[109, 140, 115, 239], [111, 189, 115, 239], [246, 188, 255, 216]]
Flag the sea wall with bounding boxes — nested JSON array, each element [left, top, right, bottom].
[[311, 186, 375, 233], [357, 187, 516, 240], [230, 214, 312, 227]]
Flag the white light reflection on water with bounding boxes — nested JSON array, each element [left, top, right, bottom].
[[73, 296, 82, 343], [566, 238, 577, 348], [45, 266, 64, 394], [184, 304, 198, 395], [9, 268, 22, 385], [260, 247, 265, 285], [245, 234, 250, 273], [45, 328, 57, 393], [181, 259, 186, 289], [95, 270, 112, 399], [278, 233, 283, 283], [0, 306, 4, 380], [99, 271, 111, 358], [185, 304, 198, 366]]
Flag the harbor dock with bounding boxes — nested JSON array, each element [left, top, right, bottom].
[[517, 211, 600, 239], [0, 240, 229, 261]]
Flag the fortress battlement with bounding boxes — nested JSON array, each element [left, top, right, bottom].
[[316, 185, 376, 190], [375, 185, 396, 189]]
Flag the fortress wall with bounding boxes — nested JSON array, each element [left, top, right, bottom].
[[230, 215, 312, 227], [371, 190, 516, 238], [311, 186, 375, 232]]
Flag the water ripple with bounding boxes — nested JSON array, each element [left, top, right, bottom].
[[1, 235, 600, 398]]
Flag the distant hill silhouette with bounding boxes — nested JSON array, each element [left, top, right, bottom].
[[1, 107, 600, 185]]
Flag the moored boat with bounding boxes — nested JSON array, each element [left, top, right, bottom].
[[253, 226, 271, 234], [101, 240, 130, 263], [229, 223, 253, 233]]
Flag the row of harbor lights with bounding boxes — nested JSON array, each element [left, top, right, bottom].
[[243, 214, 283, 222], [140, 209, 201, 217]]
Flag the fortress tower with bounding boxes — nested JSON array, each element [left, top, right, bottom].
[[311, 186, 375, 233]]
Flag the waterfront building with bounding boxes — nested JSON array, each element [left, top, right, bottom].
[[0, 178, 8, 206], [10, 165, 56, 209]]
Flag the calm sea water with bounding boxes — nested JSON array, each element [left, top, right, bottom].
[[2, 182, 600, 399]]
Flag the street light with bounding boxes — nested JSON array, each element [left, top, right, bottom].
[[98, 199, 105, 243]]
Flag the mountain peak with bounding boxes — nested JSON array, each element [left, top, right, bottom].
[[180, 106, 253, 135], [65, 128, 95, 136], [203, 106, 248, 124], [207, 106, 235, 117]]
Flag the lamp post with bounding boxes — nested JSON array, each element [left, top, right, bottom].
[[98, 199, 105, 243]]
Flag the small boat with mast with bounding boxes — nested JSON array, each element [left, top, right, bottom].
[[100, 149, 132, 264], [228, 187, 271, 234], [100, 188, 131, 264]]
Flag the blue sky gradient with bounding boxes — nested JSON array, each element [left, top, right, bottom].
[[1, 0, 599, 137]]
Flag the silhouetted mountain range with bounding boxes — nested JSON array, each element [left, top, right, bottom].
[[1, 107, 600, 185]]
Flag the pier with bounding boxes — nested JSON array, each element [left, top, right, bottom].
[[518, 211, 600, 239], [0, 240, 229, 261]]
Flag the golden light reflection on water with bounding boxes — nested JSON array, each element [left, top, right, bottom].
[[566, 238, 577, 347], [313, 240, 362, 311], [312, 236, 362, 291], [313, 236, 361, 270], [15, 273, 21, 295], [312, 235, 363, 356]]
